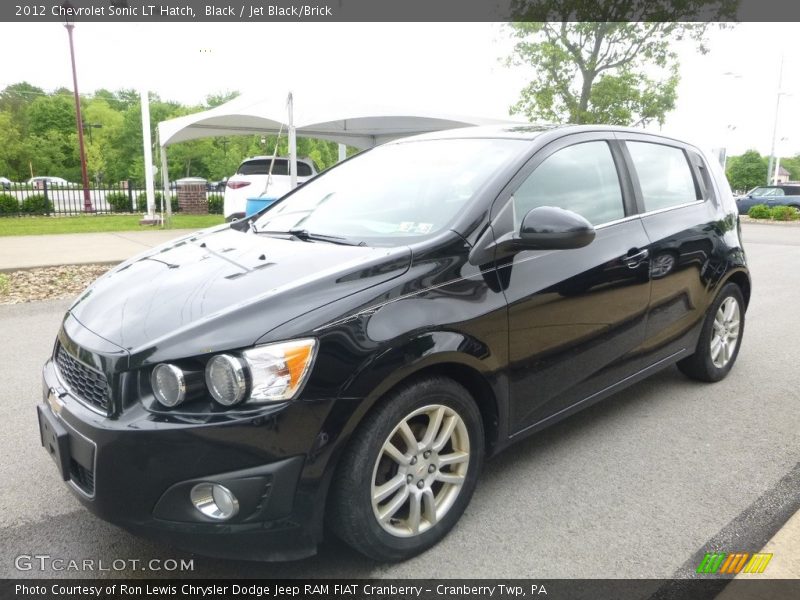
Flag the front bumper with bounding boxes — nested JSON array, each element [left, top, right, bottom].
[[39, 358, 333, 561]]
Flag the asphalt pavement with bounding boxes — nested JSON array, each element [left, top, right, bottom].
[[0, 222, 798, 580]]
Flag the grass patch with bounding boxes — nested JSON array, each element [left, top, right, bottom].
[[0, 214, 224, 236]]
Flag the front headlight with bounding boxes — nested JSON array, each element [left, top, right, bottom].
[[203, 339, 317, 407], [206, 354, 248, 406], [151, 363, 205, 407], [151, 364, 186, 407], [242, 338, 317, 402]]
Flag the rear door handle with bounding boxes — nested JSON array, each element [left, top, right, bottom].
[[624, 248, 649, 268]]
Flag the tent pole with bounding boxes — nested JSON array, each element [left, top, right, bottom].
[[160, 143, 171, 227], [288, 92, 297, 189], [141, 88, 156, 221]]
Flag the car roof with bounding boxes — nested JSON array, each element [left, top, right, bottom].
[[241, 156, 314, 164], [393, 124, 694, 146]]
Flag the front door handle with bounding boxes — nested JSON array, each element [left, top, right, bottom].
[[624, 248, 649, 268]]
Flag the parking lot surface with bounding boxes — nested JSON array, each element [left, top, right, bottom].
[[0, 222, 797, 579]]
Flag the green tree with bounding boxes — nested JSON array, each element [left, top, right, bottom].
[[205, 91, 240, 108], [506, 1, 738, 125], [20, 130, 73, 179], [82, 98, 124, 183], [93, 88, 139, 112], [0, 82, 45, 137], [726, 150, 768, 192], [27, 94, 76, 137], [0, 111, 23, 178]]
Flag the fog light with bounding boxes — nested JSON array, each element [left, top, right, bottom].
[[190, 483, 239, 520]]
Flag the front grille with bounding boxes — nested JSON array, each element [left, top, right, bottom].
[[55, 345, 110, 412], [70, 459, 95, 495]]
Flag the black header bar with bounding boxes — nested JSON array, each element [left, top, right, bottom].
[[4, 579, 800, 600], [2, 0, 800, 23]]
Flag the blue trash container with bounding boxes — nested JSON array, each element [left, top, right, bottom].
[[245, 196, 278, 217]]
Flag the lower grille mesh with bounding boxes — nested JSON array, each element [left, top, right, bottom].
[[70, 459, 95, 495]]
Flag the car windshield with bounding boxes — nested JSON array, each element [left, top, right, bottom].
[[252, 138, 525, 245]]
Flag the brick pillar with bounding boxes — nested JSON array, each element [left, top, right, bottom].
[[177, 181, 208, 214]]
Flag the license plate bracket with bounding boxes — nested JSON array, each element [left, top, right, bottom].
[[37, 405, 71, 481]]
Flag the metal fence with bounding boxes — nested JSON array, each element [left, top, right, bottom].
[[0, 181, 156, 216], [0, 181, 225, 216]]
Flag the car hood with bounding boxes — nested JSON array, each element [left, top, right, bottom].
[[67, 226, 411, 365]]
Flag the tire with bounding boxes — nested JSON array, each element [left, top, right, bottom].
[[677, 282, 745, 382], [328, 376, 484, 561]]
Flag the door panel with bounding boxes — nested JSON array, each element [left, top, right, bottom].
[[504, 220, 651, 431], [619, 137, 726, 358], [638, 202, 724, 354], [486, 135, 651, 434]]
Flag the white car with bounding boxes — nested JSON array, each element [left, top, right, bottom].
[[27, 176, 77, 189], [223, 156, 317, 221], [0, 176, 11, 190]]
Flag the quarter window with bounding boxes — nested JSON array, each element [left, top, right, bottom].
[[512, 141, 625, 227], [627, 142, 699, 211]]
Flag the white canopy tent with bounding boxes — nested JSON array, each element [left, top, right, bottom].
[[152, 92, 517, 217]]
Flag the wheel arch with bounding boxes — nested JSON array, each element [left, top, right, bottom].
[[378, 361, 501, 454], [723, 269, 751, 309], [319, 357, 501, 552]]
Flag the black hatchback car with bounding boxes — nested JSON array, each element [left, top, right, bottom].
[[37, 125, 750, 562]]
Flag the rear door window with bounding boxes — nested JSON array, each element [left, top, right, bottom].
[[627, 142, 700, 211]]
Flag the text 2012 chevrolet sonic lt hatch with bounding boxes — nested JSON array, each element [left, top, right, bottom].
[[37, 125, 750, 561]]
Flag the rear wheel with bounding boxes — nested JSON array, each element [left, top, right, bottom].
[[329, 377, 484, 561], [678, 282, 745, 382]]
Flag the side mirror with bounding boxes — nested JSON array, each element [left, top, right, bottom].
[[518, 206, 595, 250], [468, 205, 595, 266]]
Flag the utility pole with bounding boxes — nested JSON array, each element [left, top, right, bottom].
[[766, 54, 785, 185], [62, 2, 93, 212]]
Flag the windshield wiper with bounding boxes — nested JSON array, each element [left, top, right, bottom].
[[255, 228, 364, 246]]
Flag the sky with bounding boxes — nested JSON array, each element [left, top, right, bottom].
[[0, 21, 797, 158]]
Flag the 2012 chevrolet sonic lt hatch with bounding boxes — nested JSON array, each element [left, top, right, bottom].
[[37, 125, 750, 561]]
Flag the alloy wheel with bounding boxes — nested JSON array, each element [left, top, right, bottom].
[[370, 404, 470, 538], [710, 296, 741, 368]]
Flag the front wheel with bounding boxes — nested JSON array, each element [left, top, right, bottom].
[[678, 282, 745, 382], [328, 377, 484, 561]]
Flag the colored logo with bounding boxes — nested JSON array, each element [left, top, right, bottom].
[[696, 552, 773, 575]]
